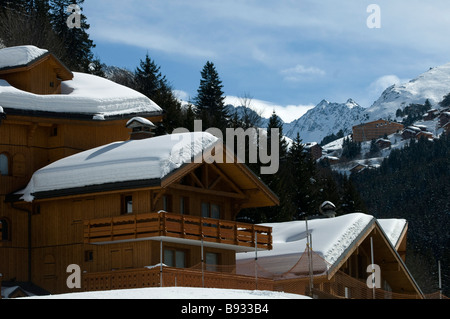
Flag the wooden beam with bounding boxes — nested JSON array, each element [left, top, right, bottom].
[[189, 172, 205, 189], [208, 164, 245, 197], [208, 176, 222, 190], [170, 184, 247, 199]]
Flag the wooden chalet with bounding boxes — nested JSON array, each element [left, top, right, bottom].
[[6, 131, 278, 294], [353, 120, 404, 142], [236, 213, 424, 299], [0, 45, 166, 294]]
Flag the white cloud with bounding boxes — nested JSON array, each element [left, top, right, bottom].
[[225, 96, 314, 123], [280, 64, 326, 82], [369, 75, 402, 93], [173, 89, 190, 102]]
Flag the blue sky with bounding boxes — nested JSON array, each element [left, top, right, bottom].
[[83, 1, 450, 122]]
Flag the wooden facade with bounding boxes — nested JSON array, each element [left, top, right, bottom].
[[3, 146, 278, 294], [353, 120, 404, 142], [0, 52, 73, 95]]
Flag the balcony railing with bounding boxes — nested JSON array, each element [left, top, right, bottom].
[[84, 212, 272, 251], [82, 266, 274, 292]]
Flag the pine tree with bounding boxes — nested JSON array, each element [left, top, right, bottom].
[[134, 53, 183, 134], [49, 0, 95, 72], [194, 61, 228, 132], [267, 111, 288, 160], [285, 133, 319, 219], [135, 54, 165, 99]]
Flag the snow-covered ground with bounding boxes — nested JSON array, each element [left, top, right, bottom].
[[20, 287, 309, 300]]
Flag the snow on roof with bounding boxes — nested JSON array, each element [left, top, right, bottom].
[[18, 132, 219, 202], [0, 45, 48, 69], [377, 218, 407, 248], [0, 72, 162, 118], [237, 213, 406, 274], [126, 117, 156, 128]]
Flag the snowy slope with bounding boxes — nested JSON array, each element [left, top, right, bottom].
[[284, 99, 367, 143], [18, 132, 219, 202], [366, 63, 450, 121]]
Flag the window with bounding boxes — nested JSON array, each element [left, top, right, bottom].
[[205, 252, 219, 272], [164, 248, 186, 268], [0, 153, 9, 176], [50, 125, 58, 137], [180, 197, 189, 215], [0, 218, 9, 241], [122, 195, 133, 214], [202, 202, 221, 219], [84, 250, 94, 262], [163, 195, 172, 212]]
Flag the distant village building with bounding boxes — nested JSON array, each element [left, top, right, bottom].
[[423, 109, 440, 121], [439, 111, 450, 128], [350, 163, 367, 175], [402, 126, 433, 140], [375, 138, 391, 150], [443, 122, 450, 135], [303, 142, 323, 161], [352, 120, 404, 142]]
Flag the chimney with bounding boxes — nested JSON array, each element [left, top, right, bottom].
[[319, 201, 336, 218], [126, 117, 156, 140]]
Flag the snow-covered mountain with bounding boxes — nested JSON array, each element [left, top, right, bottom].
[[366, 63, 450, 121], [283, 99, 368, 143]]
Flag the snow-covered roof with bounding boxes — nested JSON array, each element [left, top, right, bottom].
[[0, 45, 48, 70], [18, 132, 219, 202], [126, 117, 156, 128], [236, 213, 407, 274], [0, 72, 162, 119]]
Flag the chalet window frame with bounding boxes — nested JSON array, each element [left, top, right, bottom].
[[0, 153, 10, 176], [163, 247, 188, 268], [121, 195, 133, 215], [180, 196, 189, 215], [205, 251, 220, 272], [163, 195, 173, 212], [0, 217, 11, 242], [201, 201, 222, 220]]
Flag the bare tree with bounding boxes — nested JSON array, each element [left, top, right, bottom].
[[0, 7, 67, 61], [238, 92, 263, 129]]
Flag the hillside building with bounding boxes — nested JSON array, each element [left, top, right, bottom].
[[352, 120, 404, 142]]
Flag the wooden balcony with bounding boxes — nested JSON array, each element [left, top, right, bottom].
[[84, 212, 272, 251], [82, 266, 274, 293]]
